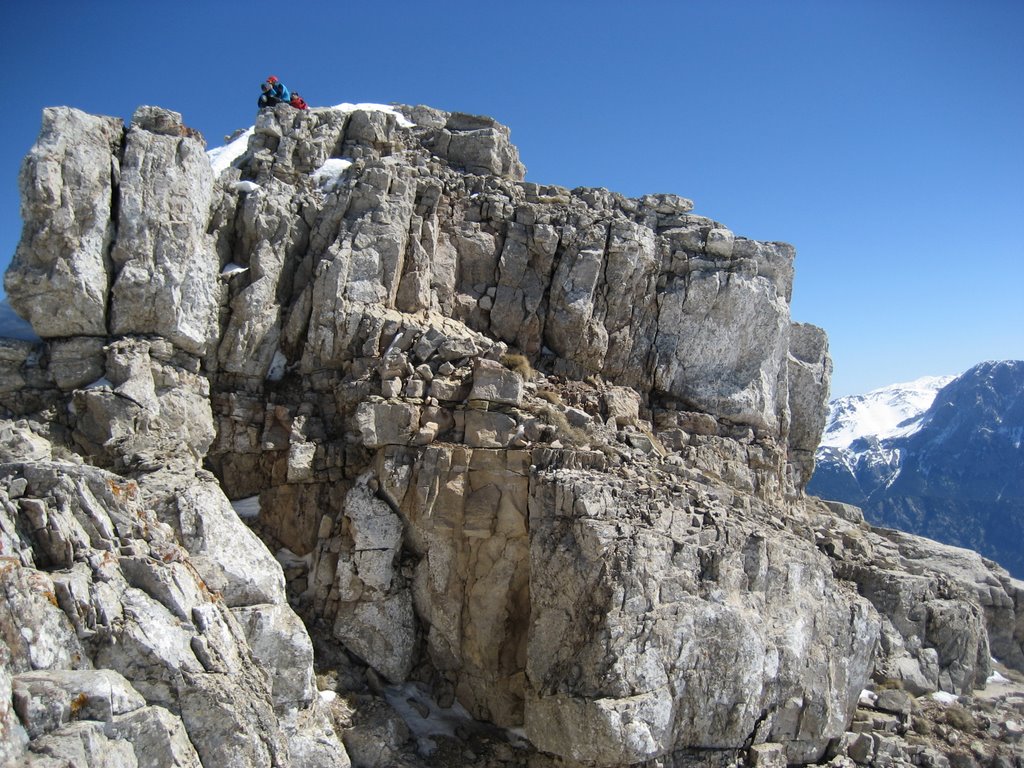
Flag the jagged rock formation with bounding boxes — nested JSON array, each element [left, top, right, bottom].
[[1, 102, 1022, 767]]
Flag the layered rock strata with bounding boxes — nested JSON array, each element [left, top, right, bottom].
[[1, 102, 1022, 767]]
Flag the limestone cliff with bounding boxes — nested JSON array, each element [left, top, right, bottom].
[[1, 103, 1022, 767]]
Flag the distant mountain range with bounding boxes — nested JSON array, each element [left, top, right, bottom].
[[808, 360, 1024, 578]]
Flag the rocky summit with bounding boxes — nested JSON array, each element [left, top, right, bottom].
[[0, 102, 1022, 768]]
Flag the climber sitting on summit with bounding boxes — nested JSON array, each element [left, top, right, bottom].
[[257, 75, 292, 109], [257, 82, 280, 108]]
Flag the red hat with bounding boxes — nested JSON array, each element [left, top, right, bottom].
[[267, 75, 279, 83]]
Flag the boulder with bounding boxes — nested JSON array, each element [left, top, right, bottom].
[[109, 107, 220, 354], [173, 481, 287, 608], [106, 705, 203, 767], [469, 358, 523, 406], [4, 107, 123, 338]]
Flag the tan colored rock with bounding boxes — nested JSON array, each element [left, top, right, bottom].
[[376, 445, 531, 727], [469, 358, 523, 406], [464, 410, 518, 448], [355, 399, 420, 448], [603, 386, 642, 427]]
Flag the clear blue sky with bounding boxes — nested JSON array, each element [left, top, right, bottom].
[[1, 0, 1021, 398]]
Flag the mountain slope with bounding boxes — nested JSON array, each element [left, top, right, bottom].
[[809, 360, 1024, 576]]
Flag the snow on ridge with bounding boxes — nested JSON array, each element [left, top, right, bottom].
[[220, 262, 248, 277], [206, 104, 412, 177], [312, 158, 353, 190], [820, 374, 957, 450], [231, 496, 261, 520], [207, 127, 255, 176], [323, 102, 414, 127]]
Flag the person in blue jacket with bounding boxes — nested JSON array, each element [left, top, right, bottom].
[[258, 82, 281, 108], [257, 76, 296, 109], [266, 75, 291, 102]]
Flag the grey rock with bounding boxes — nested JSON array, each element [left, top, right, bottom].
[[106, 706, 202, 767], [874, 688, 913, 715], [328, 479, 416, 683], [109, 107, 220, 354], [6, 101, 1022, 768], [48, 338, 107, 391], [176, 673, 287, 768], [787, 322, 832, 488], [70, 338, 214, 468], [17, 720, 138, 766], [232, 603, 316, 712], [748, 742, 787, 767], [355, 399, 421, 448], [4, 107, 122, 338], [0, 557, 86, 672], [0, 640, 30, 762], [13, 668, 146, 738], [173, 480, 287, 607], [845, 731, 875, 763], [280, 701, 351, 768], [0, 453, 344, 766], [0, 420, 52, 463], [435, 111, 525, 179]]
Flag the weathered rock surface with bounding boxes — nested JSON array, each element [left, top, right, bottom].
[[2, 101, 1022, 767], [4, 107, 123, 339], [109, 107, 221, 354]]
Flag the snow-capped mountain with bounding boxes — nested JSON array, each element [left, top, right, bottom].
[[809, 361, 1024, 577], [819, 374, 956, 450]]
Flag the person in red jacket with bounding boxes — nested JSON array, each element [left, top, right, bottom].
[[290, 92, 308, 110]]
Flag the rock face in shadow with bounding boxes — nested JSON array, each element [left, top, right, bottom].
[[1, 102, 1022, 767]]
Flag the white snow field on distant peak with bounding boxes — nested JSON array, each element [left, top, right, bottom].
[[820, 374, 957, 450], [206, 103, 413, 176]]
